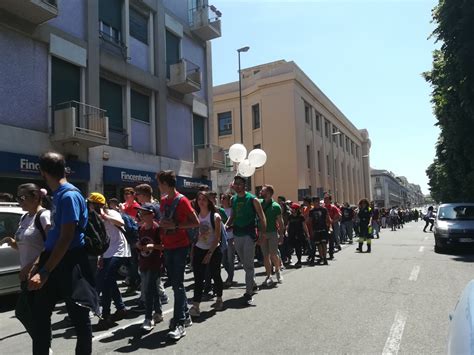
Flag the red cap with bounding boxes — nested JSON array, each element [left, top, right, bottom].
[[291, 202, 300, 210]]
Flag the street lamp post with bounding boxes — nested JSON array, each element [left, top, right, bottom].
[[362, 154, 369, 199], [237, 46, 250, 144], [331, 131, 341, 202]]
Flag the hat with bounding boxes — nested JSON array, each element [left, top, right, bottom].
[[136, 202, 155, 213], [290, 202, 300, 210], [87, 192, 106, 205]]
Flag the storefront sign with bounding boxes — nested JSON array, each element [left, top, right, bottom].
[[177, 176, 212, 190], [0, 151, 90, 181], [103, 166, 157, 185]]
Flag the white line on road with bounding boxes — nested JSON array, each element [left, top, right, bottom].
[[418, 246, 425, 252], [409, 266, 420, 281], [382, 311, 407, 355], [92, 308, 174, 342]]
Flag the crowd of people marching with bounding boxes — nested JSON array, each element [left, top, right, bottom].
[[0, 151, 425, 354]]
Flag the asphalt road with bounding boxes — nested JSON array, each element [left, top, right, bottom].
[[1, 220, 473, 354]]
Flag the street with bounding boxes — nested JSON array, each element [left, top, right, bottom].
[[1, 220, 472, 354]]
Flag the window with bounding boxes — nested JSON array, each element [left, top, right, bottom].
[[327, 155, 330, 175], [356, 145, 360, 158], [100, 78, 123, 131], [51, 57, 80, 112], [218, 111, 232, 136], [252, 104, 260, 130], [193, 114, 205, 148], [131, 89, 149, 122], [346, 137, 349, 152], [166, 30, 180, 78], [340, 133, 344, 147], [333, 126, 338, 143], [351, 141, 355, 155], [317, 150, 321, 173], [130, 7, 148, 44], [306, 145, 311, 169], [99, 0, 122, 42], [324, 120, 329, 138], [376, 177, 380, 183], [304, 102, 311, 124], [315, 113, 320, 131], [254, 144, 261, 149]]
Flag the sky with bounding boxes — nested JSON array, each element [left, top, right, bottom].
[[210, 0, 440, 195]]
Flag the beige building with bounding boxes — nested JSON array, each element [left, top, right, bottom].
[[212, 60, 371, 203]]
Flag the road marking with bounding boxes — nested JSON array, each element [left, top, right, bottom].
[[418, 246, 425, 252], [409, 266, 420, 281], [92, 308, 174, 342], [382, 311, 407, 355]]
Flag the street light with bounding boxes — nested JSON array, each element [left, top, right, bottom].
[[362, 154, 369, 199], [331, 131, 341, 201], [237, 46, 250, 144]]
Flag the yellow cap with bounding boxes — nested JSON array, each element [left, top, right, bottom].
[[87, 192, 106, 205]]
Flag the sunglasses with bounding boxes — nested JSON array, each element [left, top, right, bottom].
[[16, 195, 27, 202]]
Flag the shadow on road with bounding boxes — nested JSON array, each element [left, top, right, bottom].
[[0, 294, 18, 313]]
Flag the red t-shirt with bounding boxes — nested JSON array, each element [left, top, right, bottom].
[[325, 204, 341, 222], [138, 221, 162, 272], [160, 194, 194, 250], [122, 200, 140, 220]]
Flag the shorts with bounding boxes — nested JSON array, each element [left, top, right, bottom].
[[260, 232, 279, 257], [312, 230, 328, 244]]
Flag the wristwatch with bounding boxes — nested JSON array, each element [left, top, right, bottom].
[[38, 267, 50, 278]]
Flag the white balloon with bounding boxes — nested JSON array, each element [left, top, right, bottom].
[[248, 149, 267, 168], [237, 159, 256, 177], [228, 143, 247, 163]]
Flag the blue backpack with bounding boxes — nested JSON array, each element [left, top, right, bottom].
[[120, 212, 139, 244], [210, 212, 228, 252]]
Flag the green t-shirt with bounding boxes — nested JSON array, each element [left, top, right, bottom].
[[218, 207, 228, 223], [232, 192, 257, 237], [260, 199, 282, 233]]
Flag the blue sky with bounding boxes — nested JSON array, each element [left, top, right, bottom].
[[211, 0, 440, 194]]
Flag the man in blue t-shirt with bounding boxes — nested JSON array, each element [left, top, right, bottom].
[[28, 152, 94, 355]]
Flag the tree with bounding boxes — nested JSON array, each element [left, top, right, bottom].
[[424, 0, 474, 203]]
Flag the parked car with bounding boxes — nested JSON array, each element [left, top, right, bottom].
[[0, 202, 23, 296], [447, 280, 474, 354], [434, 203, 474, 253]]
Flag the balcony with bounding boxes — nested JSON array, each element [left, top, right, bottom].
[[189, 4, 222, 41], [168, 59, 202, 94], [52, 101, 109, 147], [0, 0, 58, 25], [194, 144, 228, 170]]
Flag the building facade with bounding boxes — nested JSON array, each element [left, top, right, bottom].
[[0, 0, 222, 198], [213, 60, 372, 203], [371, 169, 424, 208]]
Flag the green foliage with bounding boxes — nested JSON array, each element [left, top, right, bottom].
[[425, 0, 474, 203]]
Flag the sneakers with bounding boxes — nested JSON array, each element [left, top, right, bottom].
[[169, 316, 193, 331], [212, 298, 224, 311], [153, 313, 164, 323], [264, 276, 274, 287], [189, 306, 201, 317], [141, 318, 155, 331], [184, 316, 193, 327], [167, 325, 186, 340], [243, 293, 253, 305], [95, 317, 113, 331], [294, 261, 302, 269], [112, 308, 128, 321], [276, 271, 283, 284], [160, 294, 169, 305]]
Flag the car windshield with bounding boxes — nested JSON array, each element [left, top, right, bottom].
[[438, 206, 474, 220]]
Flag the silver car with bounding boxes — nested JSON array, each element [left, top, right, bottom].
[[434, 203, 474, 253], [0, 202, 23, 296]]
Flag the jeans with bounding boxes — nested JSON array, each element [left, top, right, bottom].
[[128, 248, 140, 289], [96, 257, 126, 317], [332, 222, 341, 245], [141, 270, 162, 319], [341, 221, 354, 242], [222, 239, 236, 282], [372, 221, 380, 237], [32, 249, 92, 355], [234, 236, 256, 295], [164, 247, 189, 325], [193, 246, 223, 302]]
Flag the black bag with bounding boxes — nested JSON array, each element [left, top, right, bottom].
[[84, 210, 109, 256]]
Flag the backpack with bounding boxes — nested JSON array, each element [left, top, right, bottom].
[[84, 209, 109, 256], [210, 212, 228, 252], [20, 209, 47, 241], [119, 212, 139, 244], [164, 194, 200, 242]]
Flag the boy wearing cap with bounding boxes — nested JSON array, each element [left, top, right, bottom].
[[135, 203, 164, 331]]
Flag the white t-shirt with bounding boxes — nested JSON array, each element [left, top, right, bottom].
[[224, 207, 233, 240], [15, 210, 51, 268], [196, 212, 219, 250], [102, 209, 131, 258]]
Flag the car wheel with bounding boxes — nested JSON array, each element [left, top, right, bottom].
[[434, 239, 445, 254]]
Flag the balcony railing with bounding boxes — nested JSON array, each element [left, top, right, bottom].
[[194, 144, 228, 170], [99, 30, 129, 60], [188, 4, 222, 41], [52, 101, 109, 147], [168, 59, 202, 94]]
